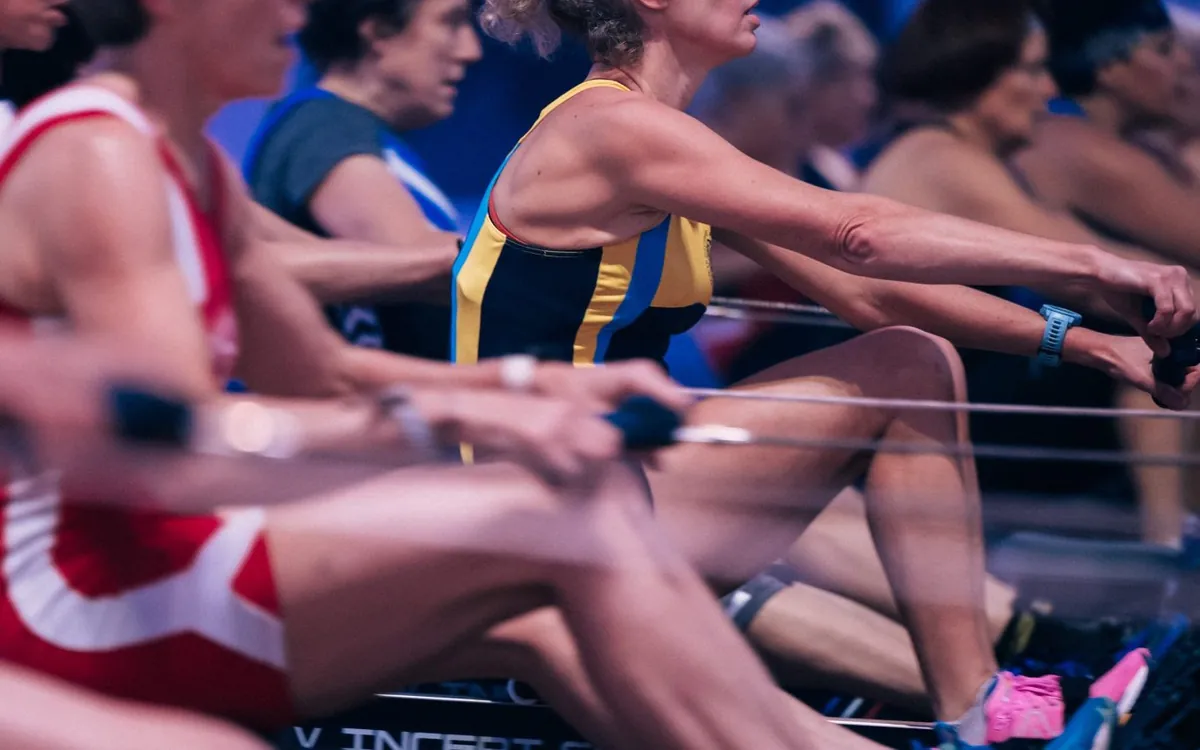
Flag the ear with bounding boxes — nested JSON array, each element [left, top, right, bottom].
[[633, 0, 671, 13], [1093, 57, 1129, 91]]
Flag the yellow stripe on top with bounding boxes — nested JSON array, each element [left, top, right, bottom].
[[453, 216, 507, 367], [571, 235, 640, 366], [653, 218, 713, 309]]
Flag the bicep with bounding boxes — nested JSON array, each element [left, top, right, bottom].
[[20, 123, 215, 396], [609, 104, 851, 258], [309, 154, 441, 245]]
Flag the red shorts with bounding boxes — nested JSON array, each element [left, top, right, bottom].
[[0, 478, 293, 728]]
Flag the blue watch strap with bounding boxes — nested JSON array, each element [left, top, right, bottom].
[[1037, 305, 1082, 366]]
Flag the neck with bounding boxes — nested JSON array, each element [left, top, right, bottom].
[[591, 39, 713, 110], [319, 67, 412, 129], [945, 110, 1003, 153], [1079, 94, 1130, 135], [107, 42, 219, 165]]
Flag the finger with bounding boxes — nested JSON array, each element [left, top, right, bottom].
[[536, 442, 584, 488], [1169, 276, 1195, 338], [1156, 384, 1188, 411], [1144, 334, 1171, 359], [574, 419, 622, 462], [1149, 285, 1176, 337], [1183, 367, 1200, 398], [626, 369, 692, 412]]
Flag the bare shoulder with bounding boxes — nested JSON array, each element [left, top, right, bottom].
[[8, 115, 162, 203], [864, 128, 1003, 206], [1027, 116, 1139, 173], [537, 88, 720, 169], [7, 116, 173, 270]]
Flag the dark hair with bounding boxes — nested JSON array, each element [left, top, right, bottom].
[[880, 0, 1034, 112], [1035, 0, 1173, 97], [480, 0, 644, 66], [1, 0, 148, 108], [299, 0, 422, 73]]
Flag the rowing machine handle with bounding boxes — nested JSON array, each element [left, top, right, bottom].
[[604, 396, 683, 450], [108, 386, 193, 447], [1141, 299, 1200, 406]]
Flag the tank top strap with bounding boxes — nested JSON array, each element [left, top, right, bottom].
[[519, 79, 632, 143]]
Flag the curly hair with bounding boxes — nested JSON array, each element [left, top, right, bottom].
[[480, 0, 645, 66]]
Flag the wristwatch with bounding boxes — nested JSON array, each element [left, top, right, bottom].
[[1036, 304, 1083, 367]]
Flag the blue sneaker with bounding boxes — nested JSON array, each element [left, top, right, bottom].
[[1046, 697, 1117, 750]]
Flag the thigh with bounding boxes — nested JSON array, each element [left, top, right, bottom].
[[266, 461, 642, 717], [648, 327, 955, 587]]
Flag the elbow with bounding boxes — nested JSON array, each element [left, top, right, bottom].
[[833, 201, 890, 271]]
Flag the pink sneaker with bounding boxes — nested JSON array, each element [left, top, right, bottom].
[[985, 672, 1066, 743], [1089, 648, 1151, 719]]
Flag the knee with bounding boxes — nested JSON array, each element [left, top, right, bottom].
[[860, 326, 966, 402]]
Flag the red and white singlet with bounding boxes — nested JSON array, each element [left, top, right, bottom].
[[0, 86, 292, 727]]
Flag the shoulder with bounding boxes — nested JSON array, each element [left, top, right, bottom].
[[866, 128, 997, 192], [254, 94, 386, 159], [1028, 117, 1142, 175]]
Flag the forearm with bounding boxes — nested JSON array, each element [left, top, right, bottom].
[[863, 279, 1111, 368], [274, 237, 457, 304], [838, 196, 1107, 289], [338, 346, 510, 393], [40, 392, 446, 514]]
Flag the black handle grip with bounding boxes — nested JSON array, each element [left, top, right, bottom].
[[604, 396, 682, 450], [1141, 300, 1200, 405], [107, 385, 193, 448]]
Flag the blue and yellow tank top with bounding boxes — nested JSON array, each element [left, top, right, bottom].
[[452, 80, 713, 370]]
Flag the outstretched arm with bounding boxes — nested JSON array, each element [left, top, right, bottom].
[[720, 234, 1194, 407], [595, 97, 1196, 338]]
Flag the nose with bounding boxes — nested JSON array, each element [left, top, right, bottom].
[[459, 23, 483, 64]]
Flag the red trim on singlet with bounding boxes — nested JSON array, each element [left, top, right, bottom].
[[0, 110, 117, 187], [487, 191, 525, 243], [155, 141, 235, 332]]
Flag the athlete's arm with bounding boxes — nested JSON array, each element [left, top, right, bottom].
[[875, 143, 1187, 319], [0, 661, 270, 750], [1054, 133, 1200, 269], [719, 234, 1189, 404], [596, 98, 1196, 338], [252, 202, 458, 304], [13, 119, 218, 399]]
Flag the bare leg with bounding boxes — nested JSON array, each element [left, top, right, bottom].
[[1117, 386, 1186, 547], [650, 327, 997, 720], [268, 461, 888, 750], [0, 663, 268, 750], [785, 487, 1016, 642], [748, 582, 932, 714]]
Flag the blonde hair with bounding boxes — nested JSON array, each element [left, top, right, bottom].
[[480, 0, 645, 65]]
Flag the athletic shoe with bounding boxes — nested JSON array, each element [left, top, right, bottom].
[[931, 696, 1116, 750], [984, 671, 1065, 742], [1088, 648, 1151, 721]]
